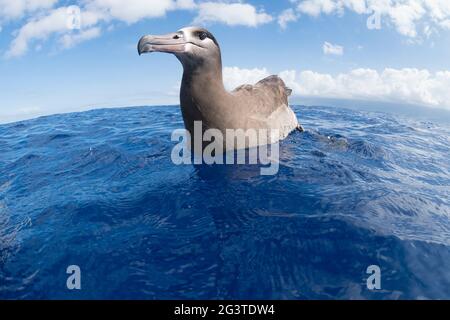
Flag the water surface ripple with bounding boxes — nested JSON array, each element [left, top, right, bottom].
[[0, 105, 449, 299]]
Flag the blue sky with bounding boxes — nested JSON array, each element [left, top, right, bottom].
[[1, 0, 450, 123]]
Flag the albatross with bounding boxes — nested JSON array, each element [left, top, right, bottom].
[[138, 26, 303, 150]]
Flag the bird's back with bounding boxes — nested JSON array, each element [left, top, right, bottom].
[[232, 75, 292, 117], [230, 75, 298, 140]]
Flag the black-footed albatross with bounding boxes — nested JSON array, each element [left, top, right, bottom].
[[138, 26, 303, 150]]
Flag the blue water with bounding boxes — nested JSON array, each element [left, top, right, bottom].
[[0, 105, 449, 300]]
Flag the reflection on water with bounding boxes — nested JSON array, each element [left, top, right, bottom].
[[0, 105, 449, 299]]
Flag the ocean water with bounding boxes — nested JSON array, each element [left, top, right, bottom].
[[0, 105, 449, 300]]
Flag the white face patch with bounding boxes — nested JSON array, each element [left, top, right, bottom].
[[202, 38, 213, 47], [184, 42, 195, 53], [179, 27, 215, 48], [174, 27, 220, 65]]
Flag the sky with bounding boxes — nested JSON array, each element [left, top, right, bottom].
[[1, 0, 450, 123]]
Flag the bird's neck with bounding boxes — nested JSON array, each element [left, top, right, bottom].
[[181, 63, 227, 100], [180, 59, 232, 132]]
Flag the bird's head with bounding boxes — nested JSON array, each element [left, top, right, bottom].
[[138, 26, 221, 71]]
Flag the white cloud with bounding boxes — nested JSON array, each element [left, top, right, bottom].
[[193, 2, 273, 27], [278, 8, 298, 29], [60, 27, 102, 48], [0, 0, 58, 20], [4, 0, 196, 57], [386, 1, 426, 37], [4, 1, 275, 57], [280, 68, 450, 109], [223, 66, 450, 110], [85, 0, 196, 24], [441, 19, 450, 29], [323, 41, 344, 55], [297, 0, 343, 17], [5, 6, 104, 58], [343, 0, 367, 14], [291, 0, 450, 38], [6, 7, 70, 58], [86, 0, 272, 27], [223, 66, 270, 90]]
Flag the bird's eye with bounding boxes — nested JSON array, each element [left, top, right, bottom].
[[199, 32, 207, 40]]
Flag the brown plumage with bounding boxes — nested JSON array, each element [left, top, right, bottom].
[[232, 75, 292, 118], [138, 27, 302, 149]]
